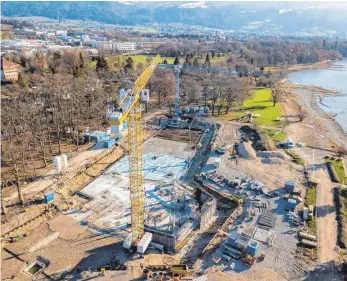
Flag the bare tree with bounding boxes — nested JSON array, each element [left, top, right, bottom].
[[269, 80, 285, 107], [240, 78, 255, 104], [180, 77, 202, 103], [224, 78, 242, 114]]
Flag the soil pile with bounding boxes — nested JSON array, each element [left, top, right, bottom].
[[237, 141, 257, 160]]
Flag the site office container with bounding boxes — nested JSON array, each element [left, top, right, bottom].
[[103, 138, 116, 148], [246, 240, 259, 256], [44, 192, 55, 204], [287, 198, 297, 209], [137, 232, 152, 254]]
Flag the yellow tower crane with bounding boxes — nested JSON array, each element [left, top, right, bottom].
[[109, 54, 161, 243]]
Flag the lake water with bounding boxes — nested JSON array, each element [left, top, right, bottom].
[[288, 60, 347, 133]]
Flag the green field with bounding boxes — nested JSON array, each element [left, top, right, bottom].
[[243, 88, 282, 126], [264, 129, 287, 142], [326, 158, 347, 184], [216, 88, 282, 127]]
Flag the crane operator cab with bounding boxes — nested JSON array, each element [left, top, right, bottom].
[[140, 89, 150, 103]]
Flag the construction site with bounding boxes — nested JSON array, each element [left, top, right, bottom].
[[1, 56, 343, 281]]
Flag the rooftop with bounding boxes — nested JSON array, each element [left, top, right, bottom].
[[1, 58, 20, 71]]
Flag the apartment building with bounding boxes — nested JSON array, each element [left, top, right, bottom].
[[113, 42, 136, 51]]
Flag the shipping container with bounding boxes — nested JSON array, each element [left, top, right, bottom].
[[137, 232, 152, 254], [285, 181, 295, 193], [84, 131, 106, 143], [227, 231, 239, 246], [44, 192, 55, 203], [103, 138, 115, 148], [224, 244, 242, 256]]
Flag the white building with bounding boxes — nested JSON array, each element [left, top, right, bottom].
[[113, 42, 136, 51], [81, 34, 90, 41], [56, 30, 67, 36], [96, 41, 113, 50]]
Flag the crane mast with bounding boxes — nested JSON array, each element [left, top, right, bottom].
[[114, 55, 160, 243]]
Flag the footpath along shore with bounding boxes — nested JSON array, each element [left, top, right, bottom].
[[286, 83, 347, 149]]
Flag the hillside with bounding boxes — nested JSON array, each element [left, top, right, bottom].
[[2, 1, 347, 36]]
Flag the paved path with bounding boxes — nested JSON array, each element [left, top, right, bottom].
[[315, 168, 338, 263]]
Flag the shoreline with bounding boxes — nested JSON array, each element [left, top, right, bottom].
[[287, 59, 332, 72], [285, 82, 347, 148]]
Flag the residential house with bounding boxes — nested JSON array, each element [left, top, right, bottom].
[[1, 58, 20, 82]]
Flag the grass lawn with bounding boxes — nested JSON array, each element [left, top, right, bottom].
[[215, 88, 282, 127], [306, 188, 317, 206], [325, 158, 347, 184], [264, 129, 287, 142], [284, 149, 305, 166], [243, 88, 282, 126], [305, 187, 317, 233]]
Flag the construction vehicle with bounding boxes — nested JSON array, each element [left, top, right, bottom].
[[241, 254, 256, 267], [109, 54, 161, 244], [144, 264, 190, 276], [170, 264, 190, 276]]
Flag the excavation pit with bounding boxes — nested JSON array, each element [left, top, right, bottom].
[[25, 261, 45, 276]]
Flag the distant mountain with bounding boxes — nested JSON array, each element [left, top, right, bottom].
[[2, 1, 347, 36]]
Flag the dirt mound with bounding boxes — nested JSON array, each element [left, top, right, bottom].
[[239, 125, 276, 151], [257, 151, 288, 160], [254, 126, 276, 151], [237, 141, 257, 160]]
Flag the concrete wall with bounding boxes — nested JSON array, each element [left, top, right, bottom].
[[144, 197, 216, 252], [199, 198, 217, 229], [144, 226, 176, 251]]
